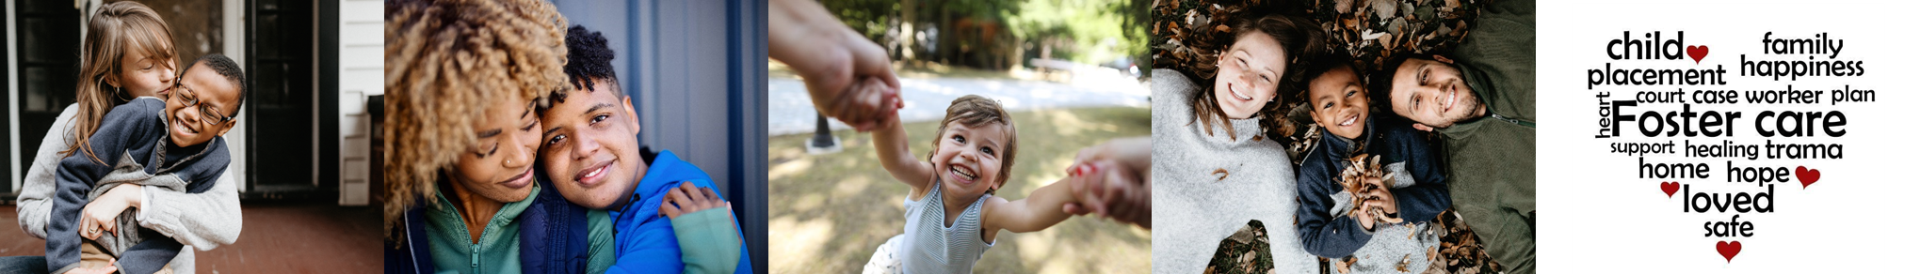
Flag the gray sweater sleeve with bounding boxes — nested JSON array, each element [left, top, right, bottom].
[[15, 104, 78, 240], [140, 171, 243, 250]]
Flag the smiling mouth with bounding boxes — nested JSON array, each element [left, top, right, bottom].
[[573, 161, 613, 187], [1229, 82, 1253, 101], [1443, 88, 1458, 112], [171, 116, 200, 136], [498, 167, 534, 188], [1339, 114, 1357, 127], [948, 164, 978, 184]]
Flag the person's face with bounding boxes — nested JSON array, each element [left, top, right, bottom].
[[1212, 32, 1288, 119], [1387, 56, 1483, 130], [446, 97, 542, 204], [930, 121, 1008, 200], [163, 63, 238, 148], [539, 79, 646, 210], [110, 42, 176, 98], [1307, 66, 1369, 139]]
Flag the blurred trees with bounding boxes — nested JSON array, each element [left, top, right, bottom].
[[818, 0, 1150, 73]]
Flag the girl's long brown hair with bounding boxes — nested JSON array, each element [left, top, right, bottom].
[[384, 0, 567, 240], [1189, 14, 1323, 140], [67, 1, 178, 164]]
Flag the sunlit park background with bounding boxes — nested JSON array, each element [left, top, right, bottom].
[[768, 0, 1152, 272]]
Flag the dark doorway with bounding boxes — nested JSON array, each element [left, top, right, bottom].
[[10, 1, 82, 194], [244, 0, 317, 195]]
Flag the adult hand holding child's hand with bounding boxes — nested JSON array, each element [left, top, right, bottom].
[[770, 0, 902, 132], [1062, 137, 1151, 229]]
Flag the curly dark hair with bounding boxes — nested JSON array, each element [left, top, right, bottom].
[[563, 25, 618, 92]]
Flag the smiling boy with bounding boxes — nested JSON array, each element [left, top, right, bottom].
[[1294, 60, 1449, 273], [47, 54, 247, 274]]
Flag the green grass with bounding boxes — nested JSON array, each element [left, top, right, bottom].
[[767, 107, 1151, 273]]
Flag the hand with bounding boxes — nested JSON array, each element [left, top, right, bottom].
[[1363, 185, 1398, 215], [1060, 137, 1152, 229], [1355, 204, 1376, 230], [659, 182, 732, 220], [1069, 137, 1150, 174], [64, 258, 117, 274], [769, 0, 903, 132], [78, 185, 141, 240], [1062, 160, 1151, 229], [806, 38, 902, 132]]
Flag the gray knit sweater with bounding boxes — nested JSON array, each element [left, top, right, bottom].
[[1150, 69, 1316, 273]]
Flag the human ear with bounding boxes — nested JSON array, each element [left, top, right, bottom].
[[1412, 123, 1433, 132], [1432, 55, 1454, 64], [215, 120, 237, 136], [621, 96, 640, 135], [103, 75, 122, 90]]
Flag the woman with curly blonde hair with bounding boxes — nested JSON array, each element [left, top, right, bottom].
[[381, 0, 602, 273]]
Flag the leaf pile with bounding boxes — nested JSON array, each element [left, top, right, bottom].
[[1337, 154, 1402, 224], [1204, 220, 1274, 274], [1151, 0, 1479, 79], [1304, 0, 1479, 73], [1428, 209, 1501, 274]]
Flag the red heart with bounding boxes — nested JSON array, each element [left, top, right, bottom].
[[1795, 166, 1820, 188], [1660, 181, 1679, 197], [1716, 241, 1741, 262], [1686, 45, 1709, 64]]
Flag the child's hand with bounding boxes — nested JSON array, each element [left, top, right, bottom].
[[821, 76, 903, 131], [1362, 177, 1399, 215], [808, 61, 901, 132], [1355, 204, 1376, 230], [64, 258, 116, 274], [1061, 137, 1153, 229], [659, 182, 733, 220]]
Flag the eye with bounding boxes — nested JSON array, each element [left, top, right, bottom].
[[590, 114, 609, 125], [979, 146, 994, 156], [1259, 74, 1271, 83], [477, 143, 499, 157], [546, 135, 567, 146], [951, 134, 966, 143], [1322, 102, 1333, 109], [1345, 90, 1357, 97]]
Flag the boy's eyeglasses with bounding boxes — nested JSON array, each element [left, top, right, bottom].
[[169, 81, 234, 125]]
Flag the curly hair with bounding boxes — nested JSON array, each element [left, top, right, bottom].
[[544, 24, 624, 110], [563, 25, 618, 93], [383, 0, 567, 240]]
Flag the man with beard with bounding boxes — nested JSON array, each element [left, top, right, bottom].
[[1368, 1, 1535, 273]]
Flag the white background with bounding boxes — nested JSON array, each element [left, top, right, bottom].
[[1539, 0, 1920, 272]]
